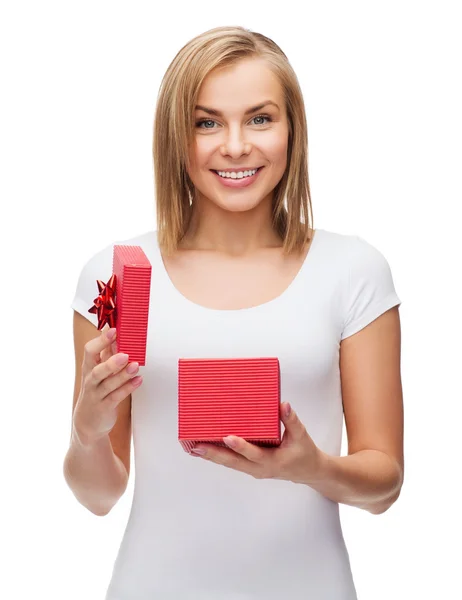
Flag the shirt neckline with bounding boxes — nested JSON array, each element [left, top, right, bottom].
[[154, 228, 323, 315]]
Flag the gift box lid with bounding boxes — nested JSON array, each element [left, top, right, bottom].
[[113, 244, 152, 365]]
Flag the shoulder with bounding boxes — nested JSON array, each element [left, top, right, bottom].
[[332, 231, 401, 340], [315, 228, 392, 269], [344, 233, 397, 286], [76, 227, 158, 288], [71, 229, 157, 327], [312, 228, 360, 270], [313, 227, 358, 254], [80, 229, 157, 269]]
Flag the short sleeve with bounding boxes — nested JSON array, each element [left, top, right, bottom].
[[341, 235, 401, 340], [70, 241, 115, 328]]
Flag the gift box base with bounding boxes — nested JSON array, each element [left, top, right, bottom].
[[180, 437, 281, 454], [178, 357, 281, 454]]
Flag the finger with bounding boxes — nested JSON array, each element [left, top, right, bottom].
[[223, 436, 268, 463], [102, 372, 143, 408], [88, 351, 131, 388], [193, 445, 260, 477], [83, 326, 117, 371], [280, 402, 306, 442], [100, 334, 118, 364]]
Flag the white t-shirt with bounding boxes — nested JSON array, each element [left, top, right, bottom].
[[70, 227, 401, 600]]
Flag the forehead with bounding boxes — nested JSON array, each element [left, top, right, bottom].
[[196, 59, 283, 112]]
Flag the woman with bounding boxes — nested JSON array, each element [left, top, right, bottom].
[[65, 25, 404, 600]]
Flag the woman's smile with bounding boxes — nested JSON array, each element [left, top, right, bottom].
[[210, 166, 264, 188]]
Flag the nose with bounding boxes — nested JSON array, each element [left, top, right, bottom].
[[220, 125, 251, 159]]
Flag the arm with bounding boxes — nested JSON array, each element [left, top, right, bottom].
[[306, 448, 403, 514], [63, 428, 129, 516], [63, 311, 132, 516], [306, 305, 404, 514]]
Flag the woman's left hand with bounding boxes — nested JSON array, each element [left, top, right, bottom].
[[190, 402, 326, 485]]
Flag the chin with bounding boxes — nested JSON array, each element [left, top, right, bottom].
[[216, 198, 263, 213]]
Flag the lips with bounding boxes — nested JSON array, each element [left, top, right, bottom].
[[211, 166, 263, 174], [210, 165, 264, 188]]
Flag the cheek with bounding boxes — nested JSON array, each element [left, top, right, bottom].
[[187, 153, 211, 184], [265, 133, 289, 161], [194, 138, 216, 161], [273, 136, 289, 159]]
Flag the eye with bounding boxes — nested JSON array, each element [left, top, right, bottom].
[[195, 114, 273, 129], [252, 114, 272, 126], [196, 118, 216, 129]]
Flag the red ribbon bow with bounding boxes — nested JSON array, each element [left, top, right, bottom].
[[88, 274, 117, 330]]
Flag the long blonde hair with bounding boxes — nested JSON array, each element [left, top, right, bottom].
[[153, 26, 314, 256]]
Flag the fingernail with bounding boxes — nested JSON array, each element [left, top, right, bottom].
[[223, 436, 237, 448], [106, 328, 116, 339], [285, 402, 291, 417], [191, 448, 206, 455], [115, 353, 129, 365]]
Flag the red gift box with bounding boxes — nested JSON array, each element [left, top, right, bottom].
[[178, 357, 281, 454], [89, 244, 152, 365]]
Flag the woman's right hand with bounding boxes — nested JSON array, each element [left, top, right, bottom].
[[73, 327, 143, 446]]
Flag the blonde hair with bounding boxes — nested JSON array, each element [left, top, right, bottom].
[[153, 26, 314, 256]]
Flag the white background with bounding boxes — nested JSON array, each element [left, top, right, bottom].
[[1, 1, 461, 598]]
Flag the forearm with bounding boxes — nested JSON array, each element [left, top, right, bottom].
[[63, 427, 128, 516], [306, 449, 403, 514]]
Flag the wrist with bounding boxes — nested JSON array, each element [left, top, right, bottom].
[[305, 448, 331, 486], [71, 424, 107, 451]]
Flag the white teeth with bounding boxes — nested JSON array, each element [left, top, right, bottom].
[[216, 168, 258, 179]]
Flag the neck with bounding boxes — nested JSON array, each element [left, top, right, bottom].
[[180, 195, 282, 256]]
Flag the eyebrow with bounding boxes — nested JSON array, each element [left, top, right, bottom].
[[195, 101, 280, 117]]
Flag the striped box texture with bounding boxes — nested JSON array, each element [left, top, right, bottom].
[[178, 357, 281, 454], [112, 245, 151, 366]]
